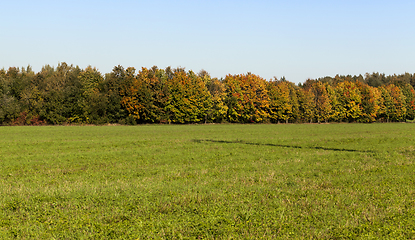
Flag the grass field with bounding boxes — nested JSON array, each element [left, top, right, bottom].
[[1, 123, 415, 239]]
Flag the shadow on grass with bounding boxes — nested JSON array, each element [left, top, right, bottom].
[[193, 139, 375, 153]]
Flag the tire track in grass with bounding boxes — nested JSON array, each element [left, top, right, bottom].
[[193, 139, 375, 153]]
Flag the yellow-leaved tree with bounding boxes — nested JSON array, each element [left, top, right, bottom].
[[224, 73, 269, 123]]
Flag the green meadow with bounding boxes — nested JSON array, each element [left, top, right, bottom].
[[0, 124, 414, 239]]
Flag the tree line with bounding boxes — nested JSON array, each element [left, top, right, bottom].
[[1, 63, 414, 125]]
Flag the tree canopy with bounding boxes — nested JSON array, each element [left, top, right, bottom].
[[1, 63, 414, 125]]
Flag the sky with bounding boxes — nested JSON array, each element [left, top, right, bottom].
[[1, 0, 414, 84]]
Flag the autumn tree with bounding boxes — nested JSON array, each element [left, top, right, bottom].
[[165, 70, 212, 123], [224, 73, 269, 123], [201, 70, 228, 123], [355, 81, 380, 122], [393, 82, 415, 120], [378, 86, 394, 122], [297, 87, 315, 123], [385, 84, 407, 121], [305, 80, 332, 123], [121, 66, 170, 123], [2, 63, 415, 126], [334, 81, 363, 122], [267, 79, 293, 123]]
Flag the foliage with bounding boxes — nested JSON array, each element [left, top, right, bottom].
[[104, 65, 129, 124], [304, 80, 332, 123], [297, 87, 315, 123], [1, 64, 415, 125], [356, 82, 379, 122], [267, 79, 293, 123], [384, 84, 407, 122], [78, 66, 107, 124], [335, 81, 363, 122], [224, 73, 269, 123], [205, 77, 228, 123], [121, 67, 164, 123], [165, 70, 212, 123]]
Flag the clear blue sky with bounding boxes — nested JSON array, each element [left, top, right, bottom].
[[2, 0, 414, 84]]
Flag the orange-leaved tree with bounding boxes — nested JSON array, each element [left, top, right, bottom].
[[355, 81, 379, 122], [224, 73, 269, 123], [305, 80, 332, 123]]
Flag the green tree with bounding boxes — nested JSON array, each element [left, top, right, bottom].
[[78, 66, 108, 124], [37, 63, 82, 124], [0, 69, 20, 124], [0, 66, 41, 125], [104, 65, 129, 124], [165, 70, 212, 123], [364, 72, 388, 87]]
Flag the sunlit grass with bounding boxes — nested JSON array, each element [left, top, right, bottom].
[[1, 123, 415, 238]]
